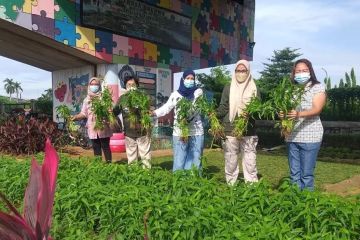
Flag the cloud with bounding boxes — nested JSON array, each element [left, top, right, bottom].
[[0, 56, 51, 99], [252, 0, 360, 85]]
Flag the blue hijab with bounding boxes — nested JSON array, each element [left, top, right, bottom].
[[177, 69, 197, 100]]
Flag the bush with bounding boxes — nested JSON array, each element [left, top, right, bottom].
[[0, 116, 64, 155]]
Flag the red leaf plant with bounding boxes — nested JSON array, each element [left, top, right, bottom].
[[0, 138, 59, 240]]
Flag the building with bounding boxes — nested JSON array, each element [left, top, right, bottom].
[[0, 0, 255, 118]]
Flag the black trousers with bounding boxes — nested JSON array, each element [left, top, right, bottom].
[[91, 137, 112, 162]]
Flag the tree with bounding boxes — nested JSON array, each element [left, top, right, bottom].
[[345, 72, 351, 88], [197, 66, 231, 105], [350, 68, 357, 87], [324, 77, 331, 90], [3, 78, 15, 101], [13, 81, 23, 102], [339, 79, 345, 88], [35, 88, 53, 116], [257, 47, 302, 96]]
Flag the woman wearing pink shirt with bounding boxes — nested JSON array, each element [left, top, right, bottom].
[[72, 77, 113, 163]]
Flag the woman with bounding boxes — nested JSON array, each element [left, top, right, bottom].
[[283, 59, 326, 191], [113, 75, 151, 168], [72, 77, 113, 163], [153, 69, 204, 172], [217, 60, 259, 185]]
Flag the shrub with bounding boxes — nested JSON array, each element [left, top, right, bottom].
[[0, 117, 64, 155]]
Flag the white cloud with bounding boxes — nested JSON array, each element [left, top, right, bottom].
[[0, 56, 51, 99], [252, 0, 360, 86]]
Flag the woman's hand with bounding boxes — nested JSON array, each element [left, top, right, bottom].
[[286, 110, 299, 120], [278, 111, 284, 120]]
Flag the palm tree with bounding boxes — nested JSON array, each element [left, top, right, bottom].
[[3, 78, 15, 101], [14, 81, 23, 102]]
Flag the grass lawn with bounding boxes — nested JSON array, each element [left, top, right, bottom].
[[151, 149, 360, 191]]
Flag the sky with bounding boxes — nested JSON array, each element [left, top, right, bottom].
[[1, 0, 360, 99]]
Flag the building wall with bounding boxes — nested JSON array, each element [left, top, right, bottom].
[[0, 0, 255, 71]]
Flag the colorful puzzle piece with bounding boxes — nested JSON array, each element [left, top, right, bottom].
[[195, 12, 208, 35], [157, 45, 171, 65], [32, 0, 59, 18], [95, 30, 113, 54], [170, 49, 182, 66], [32, 12, 55, 38], [0, 0, 24, 21], [158, 0, 170, 9], [76, 26, 95, 50], [170, 0, 181, 12], [15, 11, 32, 29], [128, 38, 144, 59], [192, 40, 200, 57], [55, 17, 76, 46], [113, 35, 130, 56], [21, 0, 37, 14], [55, 0, 75, 23], [144, 42, 157, 62]]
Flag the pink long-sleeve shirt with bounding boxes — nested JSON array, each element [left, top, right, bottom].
[[80, 97, 113, 139]]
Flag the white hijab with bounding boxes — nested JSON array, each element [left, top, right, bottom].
[[229, 60, 258, 122]]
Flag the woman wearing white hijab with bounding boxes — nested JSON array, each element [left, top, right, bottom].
[[217, 60, 259, 185]]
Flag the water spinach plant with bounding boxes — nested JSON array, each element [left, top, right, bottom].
[[55, 104, 79, 132], [194, 95, 225, 140], [268, 77, 305, 137], [119, 89, 152, 134], [90, 86, 116, 130], [175, 97, 193, 141]]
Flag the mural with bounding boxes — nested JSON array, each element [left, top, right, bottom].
[[0, 0, 255, 70], [52, 66, 94, 121], [69, 74, 89, 112]]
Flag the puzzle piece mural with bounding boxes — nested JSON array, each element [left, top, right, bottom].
[[1, 0, 255, 71]]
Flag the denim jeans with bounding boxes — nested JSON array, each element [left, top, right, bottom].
[[287, 142, 321, 191], [172, 135, 204, 172]]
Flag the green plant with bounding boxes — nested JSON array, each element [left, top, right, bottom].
[[175, 98, 193, 141], [268, 77, 305, 137], [0, 117, 63, 155], [90, 86, 116, 130], [119, 89, 152, 133], [56, 105, 78, 132], [194, 95, 225, 141]]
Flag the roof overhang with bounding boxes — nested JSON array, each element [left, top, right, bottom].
[[0, 18, 106, 72]]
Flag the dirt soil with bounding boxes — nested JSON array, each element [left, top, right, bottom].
[[61, 146, 360, 197], [61, 146, 173, 162], [323, 175, 360, 197]]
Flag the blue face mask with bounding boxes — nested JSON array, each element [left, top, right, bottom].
[[294, 72, 311, 84], [183, 79, 195, 88], [89, 85, 100, 93]]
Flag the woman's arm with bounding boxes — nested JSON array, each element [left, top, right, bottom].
[[154, 92, 176, 118], [287, 92, 326, 119], [72, 99, 88, 121], [216, 85, 229, 119]]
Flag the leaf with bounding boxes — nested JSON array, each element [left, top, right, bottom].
[[37, 139, 59, 237], [0, 212, 35, 240], [23, 158, 42, 230]]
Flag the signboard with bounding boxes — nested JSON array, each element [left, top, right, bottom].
[[81, 0, 192, 51]]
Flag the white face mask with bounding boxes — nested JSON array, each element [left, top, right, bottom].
[[294, 72, 311, 84], [235, 72, 248, 83], [89, 85, 100, 93]]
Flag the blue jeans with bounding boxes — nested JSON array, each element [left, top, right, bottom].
[[172, 135, 204, 172], [287, 142, 321, 191]]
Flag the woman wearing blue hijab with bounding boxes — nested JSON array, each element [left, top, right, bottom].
[[153, 69, 204, 172]]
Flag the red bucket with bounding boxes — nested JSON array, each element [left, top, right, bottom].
[[110, 132, 126, 152]]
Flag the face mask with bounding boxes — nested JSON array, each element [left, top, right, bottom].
[[235, 73, 248, 83], [89, 85, 100, 93], [127, 86, 137, 91], [184, 79, 195, 88], [294, 72, 311, 84]]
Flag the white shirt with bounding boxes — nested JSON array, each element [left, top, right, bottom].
[[286, 83, 325, 143], [154, 89, 204, 136]]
